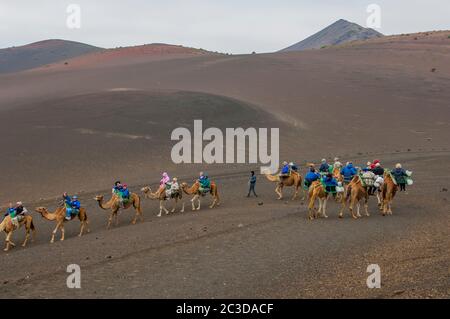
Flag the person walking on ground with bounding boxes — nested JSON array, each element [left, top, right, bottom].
[[247, 171, 258, 197]]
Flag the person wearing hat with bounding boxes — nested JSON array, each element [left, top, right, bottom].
[[372, 162, 384, 176], [370, 160, 381, 170], [305, 166, 320, 188], [319, 159, 329, 173], [63, 193, 81, 221], [341, 161, 357, 184], [280, 161, 290, 176], [333, 157, 342, 169], [166, 177, 180, 198], [14, 201, 28, 219], [391, 163, 408, 192], [121, 184, 130, 200], [289, 162, 299, 172]]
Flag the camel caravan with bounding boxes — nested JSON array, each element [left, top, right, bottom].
[[272, 159, 413, 220], [0, 159, 411, 252]]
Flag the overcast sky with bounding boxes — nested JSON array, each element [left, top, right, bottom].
[[0, 0, 449, 53]]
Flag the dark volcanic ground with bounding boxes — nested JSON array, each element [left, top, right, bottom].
[[0, 151, 448, 298]]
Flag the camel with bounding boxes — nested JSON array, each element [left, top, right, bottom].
[[332, 167, 345, 202], [307, 181, 332, 220], [339, 175, 369, 219], [95, 193, 143, 229], [264, 171, 303, 200], [181, 181, 220, 211], [0, 215, 35, 252], [35, 206, 89, 243], [380, 172, 398, 216], [141, 186, 185, 217]]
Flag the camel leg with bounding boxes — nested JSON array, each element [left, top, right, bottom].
[[22, 228, 30, 247], [157, 203, 162, 217], [322, 197, 329, 219], [4, 232, 14, 251], [291, 186, 299, 201], [171, 199, 177, 213], [388, 199, 393, 215], [317, 199, 323, 219], [382, 197, 389, 216], [157, 200, 167, 217], [276, 185, 283, 200], [339, 197, 346, 219], [209, 194, 218, 209], [308, 195, 316, 220], [196, 197, 201, 211], [190, 196, 197, 211], [180, 201, 185, 213], [78, 221, 85, 237], [162, 201, 170, 215], [107, 212, 114, 229], [60, 224, 65, 241], [115, 212, 120, 226], [365, 198, 370, 217], [349, 199, 358, 219], [51, 221, 62, 243], [356, 201, 362, 218]]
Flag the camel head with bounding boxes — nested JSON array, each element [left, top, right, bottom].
[[94, 195, 104, 202], [35, 207, 48, 216], [141, 186, 151, 194], [180, 182, 188, 189]]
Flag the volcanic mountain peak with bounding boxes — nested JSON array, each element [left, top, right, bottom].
[[281, 19, 384, 52], [0, 39, 103, 74]]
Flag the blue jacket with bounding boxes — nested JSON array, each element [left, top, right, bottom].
[[319, 163, 329, 173], [249, 175, 257, 184], [64, 195, 81, 210], [305, 172, 320, 182], [323, 177, 338, 187], [71, 200, 81, 210], [199, 177, 211, 189], [341, 164, 357, 181], [121, 189, 130, 198], [391, 168, 407, 184], [281, 164, 290, 175], [5, 207, 16, 217]]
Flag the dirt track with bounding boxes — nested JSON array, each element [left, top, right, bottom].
[[0, 151, 448, 298]]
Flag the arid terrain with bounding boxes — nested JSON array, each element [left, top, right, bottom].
[[0, 31, 449, 298]]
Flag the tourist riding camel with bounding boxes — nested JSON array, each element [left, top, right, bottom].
[[339, 175, 369, 219], [181, 173, 220, 210], [265, 165, 303, 200], [307, 173, 338, 220], [35, 196, 89, 243], [341, 162, 357, 184], [142, 177, 185, 217], [0, 203, 35, 251], [381, 170, 398, 216], [95, 186, 143, 229]]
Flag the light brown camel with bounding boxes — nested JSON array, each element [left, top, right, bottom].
[[181, 181, 220, 211], [0, 215, 35, 252], [307, 181, 332, 220], [35, 207, 89, 243], [264, 171, 303, 200], [332, 167, 345, 202], [339, 175, 369, 219], [381, 172, 398, 216], [141, 186, 185, 217], [94, 193, 143, 229]]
